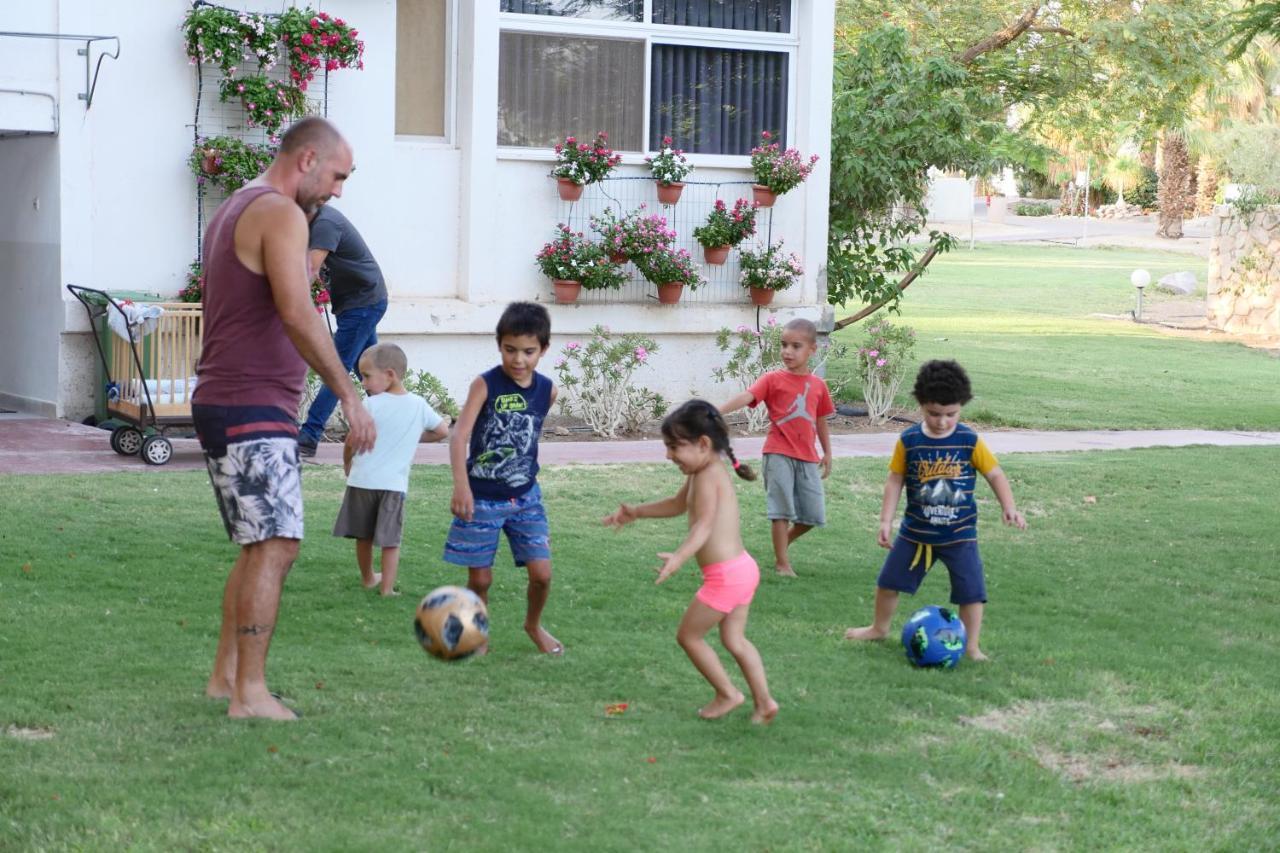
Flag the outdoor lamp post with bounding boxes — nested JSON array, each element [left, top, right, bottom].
[[1131, 268, 1150, 321]]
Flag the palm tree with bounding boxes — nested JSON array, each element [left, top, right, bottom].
[[1103, 153, 1142, 204], [1156, 130, 1190, 238]]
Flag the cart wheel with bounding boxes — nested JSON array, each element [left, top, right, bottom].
[[111, 426, 144, 456], [141, 435, 173, 466]]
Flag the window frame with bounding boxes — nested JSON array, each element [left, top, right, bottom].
[[395, 0, 459, 146], [496, 1, 798, 164]]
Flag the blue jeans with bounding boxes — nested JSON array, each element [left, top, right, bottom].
[[299, 299, 387, 445]]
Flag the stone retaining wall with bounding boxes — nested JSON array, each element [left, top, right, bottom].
[[1207, 204, 1280, 335]]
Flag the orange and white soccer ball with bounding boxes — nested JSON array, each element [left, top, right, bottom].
[[414, 585, 489, 661]]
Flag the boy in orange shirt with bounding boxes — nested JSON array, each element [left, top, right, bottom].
[[720, 318, 834, 576]]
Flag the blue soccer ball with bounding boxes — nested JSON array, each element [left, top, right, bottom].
[[901, 605, 967, 668]]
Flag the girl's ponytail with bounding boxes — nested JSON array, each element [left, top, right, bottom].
[[724, 443, 757, 481]]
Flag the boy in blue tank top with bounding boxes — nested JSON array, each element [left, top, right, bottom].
[[845, 360, 1026, 661], [445, 302, 562, 655]]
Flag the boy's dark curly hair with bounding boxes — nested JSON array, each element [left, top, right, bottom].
[[911, 360, 973, 406], [495, 301, 551, 349]]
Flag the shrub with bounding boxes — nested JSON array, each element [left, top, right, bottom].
[[1013, 201, 1054, 216], [852, 316, 916, 424], [553, 327, 667, 437], [403, 369, 459, 420]]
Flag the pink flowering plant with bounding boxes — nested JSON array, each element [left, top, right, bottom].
[[633, 246, 705, 290], [738, 241, 804, 292], [692, 198, 758, 248], [645, 136, 694, 185], [552, 132, 622, 186], [277, 8, 365, 88], [188, 136, 276, 193], [853, 315, 916, 424], [750, 131, 819, 195], [178, 261, 205, 304], [590, 206, 677, 260], [535, 226, 625, 290], [183, 7, 278, 76], [218, 75, 308, 134], [553, 326, 667, 437]]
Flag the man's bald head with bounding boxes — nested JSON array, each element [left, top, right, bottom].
[[279, 116, 346, 158]]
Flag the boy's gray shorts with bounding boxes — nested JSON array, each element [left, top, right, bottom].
[[333, 487, 405, 548], [762, 453, 825, 526]]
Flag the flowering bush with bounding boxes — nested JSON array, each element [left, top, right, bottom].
[[534, 226, 626, 290], [302, 366, 454, 437], [738, 241, 804, 291], [750, 131, 819, 195], [277, 8, 364, 89], [692, 198, 758, 248], [632, 246, 704, 289], [645, 136, 693, 185], [403, 368, 459, 420], [188, 136, 276, 193], [310, 277, 331, 313], [852, 316, 916, 424], [183, 7, 278, 76], [178, 261, 204, 303], [590, 206, 676, 260], [551, 132, 622, 185], [554, 326, 667, 437]]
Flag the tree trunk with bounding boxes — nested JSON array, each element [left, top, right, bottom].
[[1156, 131, 1188, 239], [1196, 159, 1219, 217], [1184, 155, 1199, 217], [1139, 141, 1156, 172]]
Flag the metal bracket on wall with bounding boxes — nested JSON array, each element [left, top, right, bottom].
[[0, 32, 121, 110]]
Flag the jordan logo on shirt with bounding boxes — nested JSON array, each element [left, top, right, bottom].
[[775, 381, 815, 428]]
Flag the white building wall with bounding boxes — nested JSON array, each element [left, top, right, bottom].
[[10, 0, 835, 416]]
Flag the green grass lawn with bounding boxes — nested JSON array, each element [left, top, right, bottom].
[[828, 244, 1280, 430], [3, 453, 1279, 850]]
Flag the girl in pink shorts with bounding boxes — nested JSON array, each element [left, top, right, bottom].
[[604, 400, 778, 725]]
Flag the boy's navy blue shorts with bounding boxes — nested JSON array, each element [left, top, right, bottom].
[[877, 536, 986, 605]]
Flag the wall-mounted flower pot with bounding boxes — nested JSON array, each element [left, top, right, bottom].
[[552, 279, 582, 303], [702, 245, 731, 265], [656, 181, 685, 205], [748, 287, 775, 306], [656, 283, 684, 304], [752, 184, 777, 207], [556, 178, 585, 202]]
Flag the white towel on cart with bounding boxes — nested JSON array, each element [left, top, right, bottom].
[[107, 301, 164, 341], [127, 377, 198, 405]]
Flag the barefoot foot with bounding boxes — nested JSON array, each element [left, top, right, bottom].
[[965, 648, 991, 662], [362, 572, 382, 590], [378, 587, 400, 597], [227, 694, 299, 721], [205, 677, 233, 700], [751, 699, 780, 725], [525, 625, 563, 655], [774, 564, 798, 578], [698, 691, 745, 720], [844, 625, 888, 641]]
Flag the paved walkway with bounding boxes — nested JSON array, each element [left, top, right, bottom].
[[928, 208, 1213, 257], [3, 413, 1278, 475]]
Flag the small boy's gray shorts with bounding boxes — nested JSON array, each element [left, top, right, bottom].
[[762, 453, 825, 527]]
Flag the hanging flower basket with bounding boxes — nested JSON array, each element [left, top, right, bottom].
[[556, 178, 585, 202], [552, 279, 582, 303], [752, 184, 777, 208], [703, 245, 731, 265], [748, 286, 775, 306], [656, 283, 685, 304], [656, 181, 685, 205]]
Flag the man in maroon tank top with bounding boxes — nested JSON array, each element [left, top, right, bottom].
[[193, 117, 376, 721]]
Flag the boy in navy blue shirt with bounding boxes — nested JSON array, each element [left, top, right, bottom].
[[445, 302, 561, 655], [845, 360, 1025, 660]]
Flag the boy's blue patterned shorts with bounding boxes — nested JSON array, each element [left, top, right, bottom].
[[876, 536, 987, 605], [443, 484, 551, 568]]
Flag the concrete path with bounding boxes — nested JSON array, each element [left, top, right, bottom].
[[928, 208, 1212, 257], [3, 413, 1278, 476]]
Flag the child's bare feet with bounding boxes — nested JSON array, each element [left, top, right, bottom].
[[965, 648, 990, 662], [227, 694, 299, 721], [699, 690, 745, 719], [774, 563, 797, 578], [526, 625, 563, 655], [362, 573, 382, 590], [751, 699, 779, 725], [379, 587, 400, 597], [844, 625, 888, 641]]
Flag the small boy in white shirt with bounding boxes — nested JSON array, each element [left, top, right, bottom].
[[334, 343, 449, 595]]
